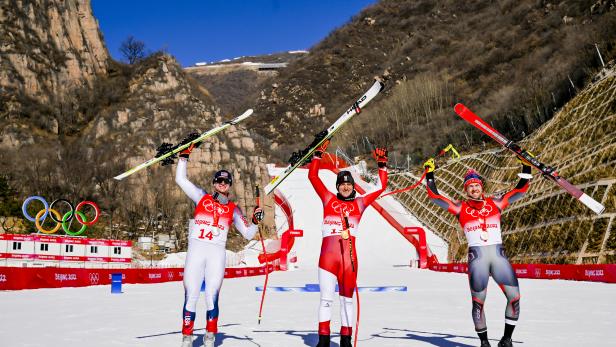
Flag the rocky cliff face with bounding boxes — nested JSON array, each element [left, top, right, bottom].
[[0, 0, 108, 102], [0, 1, 274, 249], [0, 0, 110, 147], [85, 54, 272, 230]]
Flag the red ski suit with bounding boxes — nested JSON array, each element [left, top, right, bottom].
[[308, 157, 387, 297]]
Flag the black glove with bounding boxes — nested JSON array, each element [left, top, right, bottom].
[[252, 207, 264, 225]]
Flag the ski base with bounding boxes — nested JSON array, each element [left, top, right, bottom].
[[113, 109, 254, 180], [454, 103, 605, 215], [264, 80, 384, 195]]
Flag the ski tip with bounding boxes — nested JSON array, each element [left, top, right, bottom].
[[517, 173, 534, 180], [245, 109, 254, 116], [580, 193, 606, 215], [113, 174, 125, 181], [453, 103, 467, 114]]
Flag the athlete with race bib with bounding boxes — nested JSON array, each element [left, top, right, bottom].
[[308, 139, 388, 347], [424, 156, 531, 347], [175, 143, 264, 347]]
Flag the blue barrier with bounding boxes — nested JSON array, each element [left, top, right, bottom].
[[304, 283, 320, 292], [111, 273, 123, 294], [255, 284, 407, 292]]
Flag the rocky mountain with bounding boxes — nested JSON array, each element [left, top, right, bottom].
[[185, 51, 307, 116], [1, 0, 109, 144], [0, 0, 273, 250], [2, 0, 615, 258], [247, 0, 616, 161]]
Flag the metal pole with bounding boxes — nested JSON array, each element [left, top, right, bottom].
[[595, 43, 605, 67], [150, 217, 154, 267]]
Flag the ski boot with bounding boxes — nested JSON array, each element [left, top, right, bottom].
[[315, 334, 330, 347], [497, 337, 513, 347], [340, 335, 352, 347], [480, 340, 492, 347], [203, 331, 216, 347], [180, 334, 193, 347], [203, 332, 216, 347]]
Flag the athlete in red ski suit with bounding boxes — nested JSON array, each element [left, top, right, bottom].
[[309, 140, 388, 347], [424, 156, 531, 347]]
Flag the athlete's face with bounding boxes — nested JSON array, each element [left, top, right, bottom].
[[338, 182, 354, 198], [465, 182, 483, 200], [213, 179, 230, 194]]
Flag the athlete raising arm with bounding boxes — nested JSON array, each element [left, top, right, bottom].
[[424, 156, 531, 347], [175, 143, 264, 347], [309, 139, 388, 347]]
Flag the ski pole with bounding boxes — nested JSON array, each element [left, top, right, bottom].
[[255, 185, 270, 324], [341, 212, 360, 347], [379, 144, 460, 198], [354, 285, 360, 347], [343, 214, 356, 272]]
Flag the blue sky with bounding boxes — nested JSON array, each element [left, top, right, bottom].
[[92, 0, 377, 67]]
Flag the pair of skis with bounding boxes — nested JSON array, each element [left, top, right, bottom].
[[264, 80, 385, 195], [114, 80, 385, 186], [454, 104, 605, 215], [113, 109, 254, 180], [113, 87, 601, 215]]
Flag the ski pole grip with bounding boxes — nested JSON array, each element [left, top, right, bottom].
[[255, 185, 260, 207]]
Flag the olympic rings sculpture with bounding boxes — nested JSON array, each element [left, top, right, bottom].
[[21, 196, 100, 236]]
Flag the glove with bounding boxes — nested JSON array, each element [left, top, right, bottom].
[[516, 150, 534, 166], [252, 207, 264, 225], [179, 143, 195, 159], [314, 139, 330, 158], [373, 147, 388, 168], [423, 158, 435, 173]]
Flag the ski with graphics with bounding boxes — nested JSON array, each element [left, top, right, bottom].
[[454, 103, 605, 215], [264, 80, 385, 195], [113, 109, 254, 180]]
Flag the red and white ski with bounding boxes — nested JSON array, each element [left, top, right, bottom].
[[454, 103, 605, 215]]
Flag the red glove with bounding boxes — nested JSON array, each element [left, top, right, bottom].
[[373, 147, 388, 168], [252, 207, 264, 225], [179, 143, 195, 159], [314, 139, 330, 158]]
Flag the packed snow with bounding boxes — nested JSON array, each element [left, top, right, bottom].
[[1, 167, 614, 346]]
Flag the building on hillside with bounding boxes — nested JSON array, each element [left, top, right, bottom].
[[137, 234, 176, 253]]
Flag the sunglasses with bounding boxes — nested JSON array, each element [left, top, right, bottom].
[[214, 178, 231, 185]]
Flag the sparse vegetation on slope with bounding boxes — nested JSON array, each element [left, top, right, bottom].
[[249, 0, 616, 163], [389, 66, 616, 264]]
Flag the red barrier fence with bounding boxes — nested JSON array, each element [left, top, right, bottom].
[[0, 263, 280, 291], [429, 263, 616, 283]]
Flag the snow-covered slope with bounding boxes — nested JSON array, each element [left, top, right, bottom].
[[1, 269, 614, 346], [2, 165, 614, 347], [268, 164, 448, 268]]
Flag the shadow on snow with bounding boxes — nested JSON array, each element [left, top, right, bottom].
[[254, 329, 340, 347]]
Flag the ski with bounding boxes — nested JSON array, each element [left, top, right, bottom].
[[113, 109, 254, 180], [454, 103, 605, 215], [264, 80, 385, 195]]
